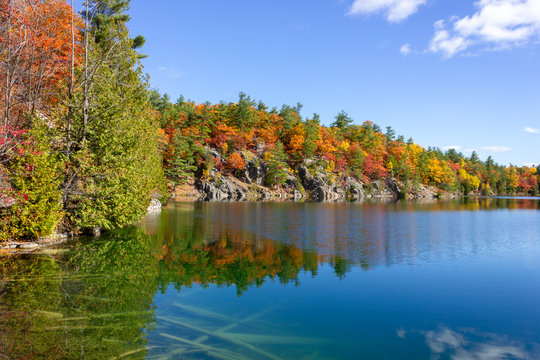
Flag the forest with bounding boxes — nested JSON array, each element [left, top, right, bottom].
[[151, 91, 540, 198], [1, 0, 539, 242]]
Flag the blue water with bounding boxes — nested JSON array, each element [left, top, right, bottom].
[[1, 198, 540, 359]]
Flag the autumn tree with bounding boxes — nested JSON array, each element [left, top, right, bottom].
[[226, 152, 245, 174], [0, 0, 80, 124], [149, 93, 536, 198], [1, 0, 82, 160], [0, 0, 82, 240]]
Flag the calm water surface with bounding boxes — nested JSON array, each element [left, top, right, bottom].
[[1, 198, 540, 359]]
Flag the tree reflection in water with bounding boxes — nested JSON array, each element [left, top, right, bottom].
[[0, 229, 158, 359], [0, 204, 351, 358], [1, 198, 539, 358]]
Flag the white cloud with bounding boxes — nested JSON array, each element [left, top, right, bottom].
[[525, 126, 540, 134], [429, 23, 472, 57], [348, 0, 426, 22], [482, 145, 512, 152], [158, 66, 185, 79], [400, 43, 412, 55], [429, 0, 540, 57], [524, 162, 538, 167], [442, 145, 462, 151]]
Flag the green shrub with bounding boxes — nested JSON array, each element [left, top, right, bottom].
[[0, 129, 62, 241]]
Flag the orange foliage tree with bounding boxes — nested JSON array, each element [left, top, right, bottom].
[[0, 0, 82, 125], [151, 91, 539, 195], [226, 152, 245, 171]]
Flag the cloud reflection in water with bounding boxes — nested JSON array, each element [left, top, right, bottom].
[[400, 326, 538, 360]]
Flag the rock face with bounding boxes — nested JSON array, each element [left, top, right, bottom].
[[197, 173, 290, 201], [193, 156, 395, 202], [296, 165, 366, 201], [180, 147, 459, 202], [171, 181, 200, 201], [384, 179, 460, 200]]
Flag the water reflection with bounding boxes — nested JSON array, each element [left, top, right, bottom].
[[0, 229, 158, 359], [148, 208, 321, 294], [0, 198, 539, 359], [143, 198, 540, 281], [418, 326, 539, 360]]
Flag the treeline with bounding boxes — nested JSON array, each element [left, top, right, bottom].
[[0, 0, 164, 241], [151, 92, 539, 196], [1, 1, 538, 243]]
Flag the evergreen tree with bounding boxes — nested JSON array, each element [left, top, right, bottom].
[[279, 104, 301, 131], [470, 151, 480, 164], [257, 100, 268, 111], [385, 126, 396, 141], [349, 146, 364, 179], [332, 111, 353, 130], [165, 132, 198, 185], [303, 114, 320, 159], [265, 142, 289, 188], [235, 92, 255, 129], [67, 0, 165, 231], [0, 126, 62, 241], [446, 148, 462, 163]]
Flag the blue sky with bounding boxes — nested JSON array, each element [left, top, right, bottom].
[[95, 1, 540, 166]]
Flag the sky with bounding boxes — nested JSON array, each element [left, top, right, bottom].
[[82, 0, 540, 166]]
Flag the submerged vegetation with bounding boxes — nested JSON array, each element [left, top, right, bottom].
[[0, 203, 346, 359], [1, 0, 539, 242]]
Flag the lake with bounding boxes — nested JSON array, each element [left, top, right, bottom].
[[1, 198, 540, 359]]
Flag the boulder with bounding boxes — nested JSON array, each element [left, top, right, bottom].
[[147, 198, 162, 213]]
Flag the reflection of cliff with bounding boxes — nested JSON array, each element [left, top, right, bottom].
[[390, 197, 540, 211], [0, 228, 159, 359], [142, 198, 540, 286], [146, 203, 323, 295]]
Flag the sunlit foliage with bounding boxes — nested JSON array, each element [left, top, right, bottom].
[[152, 92, 539, 196]]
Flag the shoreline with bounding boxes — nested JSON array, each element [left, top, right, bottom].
[[3, 194, 537, 255], [0, 233, 71, 255]]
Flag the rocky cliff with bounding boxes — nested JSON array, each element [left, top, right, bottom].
[[170, 147, 459, 202]]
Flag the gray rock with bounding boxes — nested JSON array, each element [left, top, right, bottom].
[[18, 242, 39, 249], [147, 198, 162, 213], [296, 164, 366, 201], [245, 160, 266, 185], [192, 152, 409, 202]]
